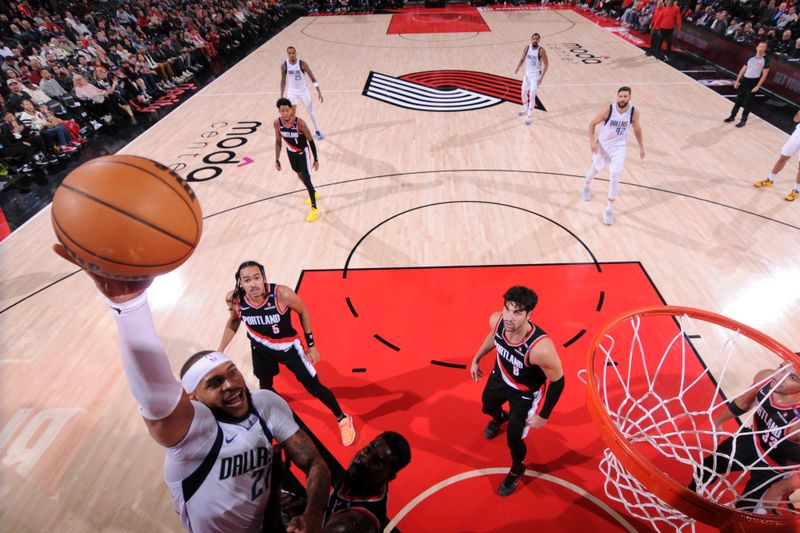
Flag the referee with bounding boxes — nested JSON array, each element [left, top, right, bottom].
[[725, 41, 771, 128]]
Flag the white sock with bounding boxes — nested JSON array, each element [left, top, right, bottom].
[[767, 173, 776, 181], [606, 199, 615, 212]]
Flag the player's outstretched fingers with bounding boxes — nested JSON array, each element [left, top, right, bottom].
[[52, 243, 154, 302]]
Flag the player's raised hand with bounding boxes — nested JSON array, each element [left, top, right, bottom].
[[53, 243, 152, 303]]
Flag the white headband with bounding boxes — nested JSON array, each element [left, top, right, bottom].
[[181, 352, 232, 393]]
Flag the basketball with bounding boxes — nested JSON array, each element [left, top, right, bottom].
[[51, 155, 203, 280]]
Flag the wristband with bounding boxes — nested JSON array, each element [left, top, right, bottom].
[[313, 82, 319, 88], [727, 400, 747, 416], [305, 332, 315, 347]]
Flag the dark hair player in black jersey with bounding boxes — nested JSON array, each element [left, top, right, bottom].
[[219, 261, 356, 447], [470, 286, 565, 496], [691, 364, 800, 511], [324, 431, 411, 532], [275, 97, 321, 222]]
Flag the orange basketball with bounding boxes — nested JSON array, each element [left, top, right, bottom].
[[52, 155, 203, 280]]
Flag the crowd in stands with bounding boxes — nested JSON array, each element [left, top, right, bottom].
[[588, 0, 800, 58], [305, 0, 403, 14], [1, 0, 289, 187]]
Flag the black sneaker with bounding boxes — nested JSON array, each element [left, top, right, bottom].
[[724, 116, 736, 123], [736, 119, 747, 128], [498, 471, 521, 496], [483, 411, 509, 439]]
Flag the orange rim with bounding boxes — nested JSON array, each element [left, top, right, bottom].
[[585, 305, 799, 531]]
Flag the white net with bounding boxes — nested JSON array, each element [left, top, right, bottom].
[[587, 310, 800, 532]]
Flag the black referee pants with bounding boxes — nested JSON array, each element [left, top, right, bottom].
[[729, 77, 759, 121]]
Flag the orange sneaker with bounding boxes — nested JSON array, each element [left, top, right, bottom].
[[338, 414, 356, 446]]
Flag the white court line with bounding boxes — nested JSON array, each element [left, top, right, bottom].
[[383, 467, 638, 532], [200, 80, 700, 97]]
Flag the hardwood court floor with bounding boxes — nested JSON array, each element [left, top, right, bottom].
[[1, 7, 798, 532]]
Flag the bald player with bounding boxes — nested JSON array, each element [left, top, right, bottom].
[[53, 244, 331, 533]]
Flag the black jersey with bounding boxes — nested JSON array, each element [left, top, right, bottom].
[[493, 317, 548, 392], [752, 382, 800, 468], [238, 283, 298, 349], [325, 482, 389, 531], [278, 116, 308, 154]]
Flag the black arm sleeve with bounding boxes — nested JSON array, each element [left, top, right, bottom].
[[538, 376, 565, 420], [308, 138, 318, 161]]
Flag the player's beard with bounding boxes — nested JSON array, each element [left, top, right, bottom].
[[344, 461, 383, 494], [617, 101, 629, 110]]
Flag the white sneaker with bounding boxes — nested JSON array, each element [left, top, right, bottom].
[[582, 186, 591, 201], [603, 209, 613, 225]]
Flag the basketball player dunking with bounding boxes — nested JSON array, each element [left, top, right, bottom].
[[470, 286, 565, 496], [275, 98, 321, 222], [280, 46, 324, 140], [691, 364, 800, 511], [219, 261, 356, 447], [514, 33, 548, 126], [53, 245, 331, 533], [582, 86, 645, 225]]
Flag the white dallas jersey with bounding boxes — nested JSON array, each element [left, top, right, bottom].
[[285, 58, 308, 94], [525, 45, 542, 77], [597, 103, 634, 153], [164, 390, 299, 533]]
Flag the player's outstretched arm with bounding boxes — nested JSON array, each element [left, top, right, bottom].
[[526, 338, 565, 429], [53, 244, 195, 447], [714, 368, 770, 431], [283, 429, 331, 533]]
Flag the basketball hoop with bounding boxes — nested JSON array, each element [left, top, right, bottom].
[[584, 306, 799, 532]]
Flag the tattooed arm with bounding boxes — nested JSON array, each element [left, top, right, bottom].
[[283, 429, 331, 533]]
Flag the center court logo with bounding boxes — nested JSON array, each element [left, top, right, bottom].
[[551, 43, 608, 64], [362, 70, 545, 112]]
